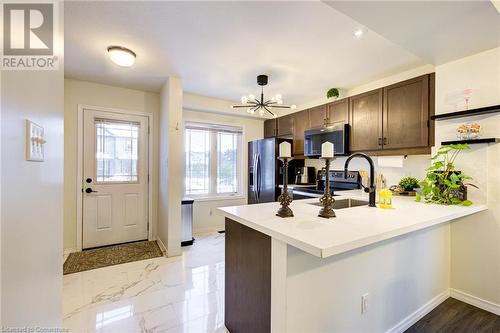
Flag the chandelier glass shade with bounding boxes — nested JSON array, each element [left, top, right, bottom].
[[232, 75, 296, 117]]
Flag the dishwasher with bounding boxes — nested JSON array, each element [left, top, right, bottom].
[[181, 198, 194, 246]]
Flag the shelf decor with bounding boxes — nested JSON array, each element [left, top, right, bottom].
[[456, 123, 481, 140], [326, 88, 339, 100], [417, 144, 475, 206]]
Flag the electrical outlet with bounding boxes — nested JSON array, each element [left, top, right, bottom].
[[361, 293, 369, 314]]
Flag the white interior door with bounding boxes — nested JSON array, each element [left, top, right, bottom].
[[82, 109, 149, 249]]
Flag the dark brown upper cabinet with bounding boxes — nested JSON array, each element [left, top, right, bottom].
[[292, 110, 309, 155], [326, 98, 349, 125], [349, 89, 383, 152], [264, 119, 276, 138], [267, 73, 434, 156], [383, 75, 429, 149], [308, 105, 328, 129], [277, 114, 294, 137]]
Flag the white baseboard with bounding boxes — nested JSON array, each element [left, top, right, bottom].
[[155, 237, 167, 257], [450, 288, 500, 315], [387, 289, 450, 333]]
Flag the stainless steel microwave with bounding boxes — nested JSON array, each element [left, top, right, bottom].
[[304, 123, 350, 157]]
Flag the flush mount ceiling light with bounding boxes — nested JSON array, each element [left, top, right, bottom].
[[107, 46, 136, 67], [232, 75, 296, 117]]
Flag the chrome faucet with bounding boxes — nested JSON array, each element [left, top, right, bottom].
[[344, 153, 376, 207]]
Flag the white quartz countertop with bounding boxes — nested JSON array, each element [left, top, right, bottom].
[[218, 190, 487, 258]]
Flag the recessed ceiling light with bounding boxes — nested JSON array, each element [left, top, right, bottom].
[[353, 28, 366, 39], [107, 46, 136, 67]]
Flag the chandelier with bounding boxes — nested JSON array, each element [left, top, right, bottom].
[[232, 75, 296, 117]]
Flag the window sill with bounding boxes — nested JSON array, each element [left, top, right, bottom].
[[187, 195, 246, 202]]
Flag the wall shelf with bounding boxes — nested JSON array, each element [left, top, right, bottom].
[[431, 104, 500, 121], [441, 138, 500, 145]]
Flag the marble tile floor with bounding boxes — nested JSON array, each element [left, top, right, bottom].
[[63, 233, 227, 333]]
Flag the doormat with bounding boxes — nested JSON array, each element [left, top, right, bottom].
[[63, 240, 163, 275]]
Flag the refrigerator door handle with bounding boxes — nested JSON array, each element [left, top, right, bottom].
[[257, 153, 262, 201], [253, 153, 258, 203]]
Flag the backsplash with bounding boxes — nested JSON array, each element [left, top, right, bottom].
[[304, 155, 431, 187]]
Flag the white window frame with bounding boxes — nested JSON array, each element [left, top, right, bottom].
[[184, 121, 244, 200]]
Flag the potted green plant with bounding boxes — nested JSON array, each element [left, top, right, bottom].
[[416, 144, 475, 206], [399, 176, 420, 191], [326, 88, 339, 100]]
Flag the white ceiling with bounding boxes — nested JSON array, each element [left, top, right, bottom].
[[64, 1, 426, 106], [325, 1, 500, 65]]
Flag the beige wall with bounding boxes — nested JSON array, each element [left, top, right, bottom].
[[1, 14, 64, 325], [435, 47, 500, 306], [64, 78, 160, 250], [183, 109, 264, 233], [158, 77, 183, 257]]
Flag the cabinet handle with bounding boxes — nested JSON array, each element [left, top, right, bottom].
[[378, 138, 382, 146], [383, 137, 388, 145]]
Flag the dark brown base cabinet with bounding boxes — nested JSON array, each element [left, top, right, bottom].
[[225, 218, 271, 333], [265, 73, 434, 156]]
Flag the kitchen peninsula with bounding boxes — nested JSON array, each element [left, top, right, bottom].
[[219, 191, 486, 333]]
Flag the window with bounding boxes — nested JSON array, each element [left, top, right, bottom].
[[95, 119, 139, 182], [185, 122, 243, 197]]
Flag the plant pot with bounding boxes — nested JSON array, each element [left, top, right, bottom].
[[433, 171, 467, 201]]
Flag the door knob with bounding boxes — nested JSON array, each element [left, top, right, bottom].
[[85, 188, 98, 194]]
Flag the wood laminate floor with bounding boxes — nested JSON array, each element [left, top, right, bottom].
[[405, 297, 500, 333]]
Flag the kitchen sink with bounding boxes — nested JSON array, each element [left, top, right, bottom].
[[307, 198, 368, 209]]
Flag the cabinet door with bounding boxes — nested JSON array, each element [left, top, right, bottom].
[[308, 105, 327, 129], [264, 119, 276, 138], [292, 110, 309, 155], [349, 89, 383, 151], [327, 98, 348, 124], [277, 114, 294, 137], [383, 75, 429, 149]]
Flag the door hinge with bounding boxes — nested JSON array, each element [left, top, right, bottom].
[[427, 120, 430, 127], [148, 174, 150, 182], [148, 126, 151, 134]]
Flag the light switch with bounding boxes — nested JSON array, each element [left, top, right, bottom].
[[26, 120, 46, 162]]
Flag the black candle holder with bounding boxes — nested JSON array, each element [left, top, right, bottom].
[[276, 157, 294, 218], [318, 157, 336, 218]]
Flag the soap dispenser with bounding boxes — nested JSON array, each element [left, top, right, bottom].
[[379, 188, 393, 209]]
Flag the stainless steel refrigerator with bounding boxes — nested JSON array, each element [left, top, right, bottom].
[[248, 138, 303, 204]]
